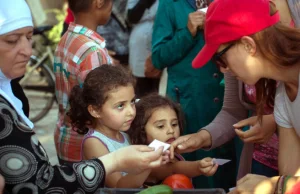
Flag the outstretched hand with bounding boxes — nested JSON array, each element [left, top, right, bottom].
[[170, 130, 212, 159], [115, 145, 169, 174]]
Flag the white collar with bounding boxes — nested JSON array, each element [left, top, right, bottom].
[[0, 70, 34, 129]]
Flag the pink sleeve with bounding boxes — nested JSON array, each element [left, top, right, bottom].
[[202, 72, 249, 149]]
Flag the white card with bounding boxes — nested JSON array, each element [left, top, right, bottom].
[[229, 187, 236, 192], [148, 139, 170, 152], [198, 7, 208, 13], [212, 158, 231, 165]]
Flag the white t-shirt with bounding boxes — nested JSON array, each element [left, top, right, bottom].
[[274, 75, 300, 136]]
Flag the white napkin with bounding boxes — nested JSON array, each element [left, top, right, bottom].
[[148, 139, 170, 152], [198, 7, 208, 13]]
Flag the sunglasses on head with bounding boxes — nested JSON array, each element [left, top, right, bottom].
[[212, 43, 235, 69]]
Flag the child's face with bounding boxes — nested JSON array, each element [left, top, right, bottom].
[[145, 107, 180, 144], [97, 84, 136, 132]]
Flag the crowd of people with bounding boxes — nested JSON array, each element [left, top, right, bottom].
[[0, 0, 300, 193]]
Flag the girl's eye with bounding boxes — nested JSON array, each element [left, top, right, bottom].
[[172, 123, 178, 127], [156, 125, 164, 129], [117, 104, 124, 110]]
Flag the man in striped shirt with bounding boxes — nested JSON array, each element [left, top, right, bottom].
[[53, 0, 113, 164]]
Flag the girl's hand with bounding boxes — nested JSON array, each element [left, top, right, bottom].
[[198, 157, 218, 176], [114, 145, 165, 174]]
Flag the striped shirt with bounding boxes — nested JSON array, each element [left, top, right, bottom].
[[54, 23, 112, 162]]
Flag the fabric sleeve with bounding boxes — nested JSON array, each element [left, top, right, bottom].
[[77, 50, 110, 87], [0, 98, 106, 193], [274, 83, 293, 129], [151, 0, 199, 70], [202, 72, 249, 149]]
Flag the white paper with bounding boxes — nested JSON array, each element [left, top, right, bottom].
[[229, 187, 236, 191], [198, 7, 208, 13], [148, 139, 170, 152], [212, 158, 231, 165]]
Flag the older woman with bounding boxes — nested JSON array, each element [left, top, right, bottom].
[[0, 0, 167, 193]]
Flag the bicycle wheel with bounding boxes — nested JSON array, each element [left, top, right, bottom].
[[21, 58, 56, 123]]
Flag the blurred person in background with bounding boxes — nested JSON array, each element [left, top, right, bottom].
[[126, 0, 160, 97]]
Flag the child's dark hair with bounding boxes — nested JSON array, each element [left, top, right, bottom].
[[128, 93, 184, 145], [68, 0, 93, 13], [67, 65, 136, 135]]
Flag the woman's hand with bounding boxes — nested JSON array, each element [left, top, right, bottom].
[[233, 114, 276, 144], [170, 130, 212, 159], [187, 11, 206, 36], [114, 145, 169, 174], [229, 174, 278, 194], [198, 157, 218, 176]]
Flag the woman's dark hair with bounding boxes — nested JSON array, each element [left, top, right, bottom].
[[67, 65, 136, 135], [127, 93, 184, 145], [251, 2, 300, 122]]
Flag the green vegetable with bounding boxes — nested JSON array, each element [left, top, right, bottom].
[[138, 185, 173, 194]]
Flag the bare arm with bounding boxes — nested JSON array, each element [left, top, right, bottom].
[[84, 138, 150, 188], [278, 125, 300, 175], [116, 170, 151, 188], [150, 158, 216, 180]]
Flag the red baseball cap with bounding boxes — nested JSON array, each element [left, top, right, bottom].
[[192, 0, 280, 68]]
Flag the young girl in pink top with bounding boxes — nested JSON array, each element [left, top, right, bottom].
[[128, 93, 218, 187]]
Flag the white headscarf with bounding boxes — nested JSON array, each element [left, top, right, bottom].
[[0, 0, 34, 129]]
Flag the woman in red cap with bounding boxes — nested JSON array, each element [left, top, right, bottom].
[[171, 0, 300, 192], [171, 0, 299, 183]]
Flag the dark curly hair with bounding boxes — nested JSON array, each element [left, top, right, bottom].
[[67, 65, 136, 135], [127, 93, 184, 145]]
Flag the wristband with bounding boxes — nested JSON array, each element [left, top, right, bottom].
[[277, 176, 286, 194], [283, 175, 292, 194], [274, 176, 281, 194]]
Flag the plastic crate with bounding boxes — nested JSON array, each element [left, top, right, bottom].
[[97, 188, 226, 194]]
